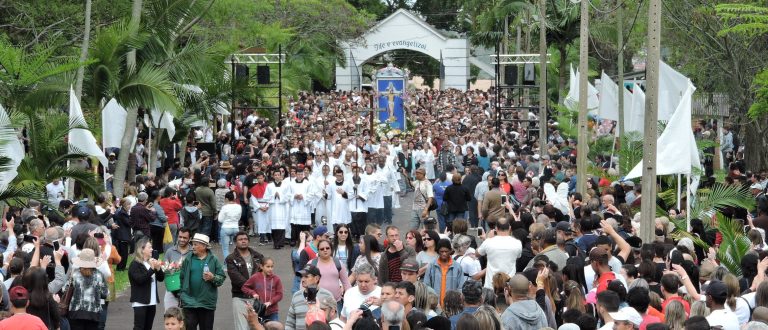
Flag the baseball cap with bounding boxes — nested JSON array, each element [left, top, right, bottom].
[[609, 307, 643, 326], [400, 258, 419, 272], [706, 280, 728, 301], [296, 264, 321, 277], [8, 286, 29, 300], [522, 267, 539, 285], [555, 221, 572, 233], [312, 226, 328, 237], [751, 183, 763, 190], [76, 206, 91, 220]]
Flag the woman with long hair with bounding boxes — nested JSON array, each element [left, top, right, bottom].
[[497, 170, 512, 195], [22, 266, 60, 329], [350, 235, 382, 282], [477, 147, 490, 172], [473, 305, 501, 330], [664, 300, 686, 330], [67, 248, 108, 330], [416, 231, 439, 275], [129, 237, 165, 330], [405, 230, 425, 253], [218, 191, 242, 258], [331, 224, 359, 272], [443, 290, 464, 318], [314, 239, 351, 312]]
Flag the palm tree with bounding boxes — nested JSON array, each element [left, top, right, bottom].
[[11, 110, 104, 201]]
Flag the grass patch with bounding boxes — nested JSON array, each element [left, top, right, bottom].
[[113, 256, 134, 293]]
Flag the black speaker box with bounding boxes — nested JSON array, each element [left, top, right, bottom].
[[257, 66, 270, 84]]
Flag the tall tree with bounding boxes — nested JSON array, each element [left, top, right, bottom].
[[664, 0, 768, 170]]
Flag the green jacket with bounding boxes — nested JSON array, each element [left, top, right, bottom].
[[179, 250, 226, 310]]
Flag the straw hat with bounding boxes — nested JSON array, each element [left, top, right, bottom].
[[74, 248, 99, 268], [191, 233, 211, 248]]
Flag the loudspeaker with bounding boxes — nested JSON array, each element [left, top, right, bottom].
[[235, 64, 249, 82], [257, 66, 270, 84], [523, 63, 535, 85], [504, 66, 518, 85]]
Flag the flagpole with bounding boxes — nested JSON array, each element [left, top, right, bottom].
[[676, 174, 681, 210], [686, 173, 691, 230]]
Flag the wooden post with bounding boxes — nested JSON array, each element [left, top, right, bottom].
[[640, 0, 662, 244], [539, 0, 548, 149], [576, 0, 589, 195], [617, 0, 625, 174]]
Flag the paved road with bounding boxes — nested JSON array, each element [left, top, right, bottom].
[[106, 193, 415, 329]]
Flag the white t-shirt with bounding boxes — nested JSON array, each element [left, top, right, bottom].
[[340, 286, 381, 319], [706, 308, 740, 330], [46, 182, 65, 206], [454, 253, 481, 278], [477, 235, 522, 289]]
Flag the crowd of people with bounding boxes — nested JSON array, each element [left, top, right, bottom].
[[0, 87, 765, 330]]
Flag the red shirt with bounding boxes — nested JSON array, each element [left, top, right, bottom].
[[159, 197, 183, 225], [0, 313, 47, 330], [596, 271, 616, 293], [662, 296, 691, 316]]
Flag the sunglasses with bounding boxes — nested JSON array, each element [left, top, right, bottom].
[[338, 230, 349, 234], [423, 237, 432, 241]]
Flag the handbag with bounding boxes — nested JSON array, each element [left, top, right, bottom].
[[252, 298, 267, 318], [418, 182, 437, 212], [58, 280, 74, 316], [163, 224, 174, 244], [438, 202, 449, 216]]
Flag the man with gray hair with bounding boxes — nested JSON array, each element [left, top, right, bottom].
[[130, 192, 156, 241], [380, 300, 405, 330], [340, 263, 381, 320]]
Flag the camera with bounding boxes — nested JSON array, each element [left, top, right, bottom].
[[359, 302, 373, 318], [424, 217, 437, 225], [304, 286, 319, 304]]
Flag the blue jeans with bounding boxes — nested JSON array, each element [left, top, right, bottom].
[[383, 196, 393, 224], [220, 227, 239, 258], [200, 216, 213, 237], [264, 313, 279, 322], [410, 210, 422, 229], [437, 212, 447, 232]]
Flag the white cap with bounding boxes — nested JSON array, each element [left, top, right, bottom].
[[609, 307, 643, 326]]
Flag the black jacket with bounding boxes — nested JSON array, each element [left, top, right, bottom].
[[128, 259, 165, 305], [113, 209, 133, 242], [225, 248, 265, 299], [443, 184, 471, 213]]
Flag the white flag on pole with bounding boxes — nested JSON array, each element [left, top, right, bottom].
[[0, 104, 25, 192], [625, 81, 700, 184], [69, 88, 108, 166], [565, 64, 599, 111]]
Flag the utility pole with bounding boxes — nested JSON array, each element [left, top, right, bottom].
[[539, 0, 547, 149], [617, 0, 625, 174], [576, 0, 589, 195], [640, 0, 662, 243]]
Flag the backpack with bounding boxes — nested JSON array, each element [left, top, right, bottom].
[[179, 208, 201, 232], [310, 257, 343, 273], [565, 240, 586, 259]]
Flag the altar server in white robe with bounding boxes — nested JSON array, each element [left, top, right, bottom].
[[375, 154, 399, 225], [327, 167, 351, 231], [348, 165, 370, 240], [363, 163, 385, 225], [266, 170, 290, 249], [313, 164, 333, 227], [288, 166, 313, 246], [249, 171, 271, 246]]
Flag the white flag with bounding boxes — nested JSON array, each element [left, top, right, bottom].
[[625, 81, 700, 181], [70, 88, 108, 166], [0, 104, 24, 192], [565, 64, 599, 111]]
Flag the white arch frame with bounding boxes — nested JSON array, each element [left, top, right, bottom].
[[336, 9, 469, 91]]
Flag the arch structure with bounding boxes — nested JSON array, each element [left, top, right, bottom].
[[336, 9, 469, 91]]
